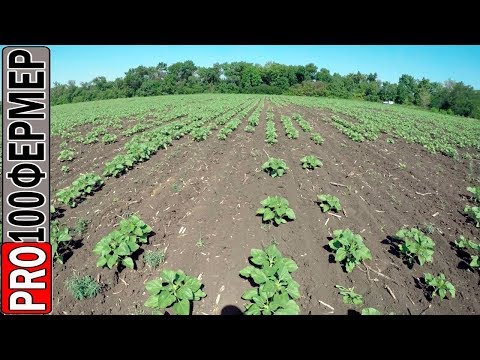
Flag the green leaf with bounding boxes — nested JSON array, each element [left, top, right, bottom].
[[362, 308, 382, 315], [242, 288, 258, 300], [251, 249, 268, 266], [144, 295, 160, 308], [145, 279, 164, 295], [239, 265, 255, 277], [262, 280, 276, 297], [335, 248, 347, 262], [280, 258, 298, 272], [345, 261, 356, 273], [122, 256, 134, 269], [244, 304, 261, 315], [438, 288, 446, 299], [184, 277, 201, 293], [117, 243, 131, 256], [128, 242, 140, 252], [263, 209, 275, 221], [275, 300, 299, 315], [173, 299, 190, 315], [285, 208, 296, 220], [96, 256, 107, 267], [157, 291, 176, 309], [285, 282, 300, 299], [265, 245, 282, 259], [161, 269, 176, 283], [177, 285, 194, 300], [107, 254, 119, 269], [193, 289, 206, 300], [250, 268, 268, 284]]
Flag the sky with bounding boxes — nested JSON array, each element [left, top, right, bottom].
[[4, 45, 480, 89]]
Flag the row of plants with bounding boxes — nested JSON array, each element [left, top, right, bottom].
[[265, 108, 277, 144], [56, 173, 104, 208], [261, 155, 322, 177], [280, 115, 299, 139], [287, 96, 480, 158], [244, 100, 264, 133]]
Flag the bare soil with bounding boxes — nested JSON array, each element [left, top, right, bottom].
[[50, 102, 480, 315]]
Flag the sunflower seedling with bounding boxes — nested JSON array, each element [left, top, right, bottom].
[[301, 155, 322, 169], [262, 158, 288, 178], [240, 245, 300, 315], [395, 228, 435, 266], [328, 229, 372, 273], [144, 269, 206, 315], [257, 196, 296, 225], [317, 194, 342, 213], [423, 273, 455, 300], [335, 285, 363, 306]]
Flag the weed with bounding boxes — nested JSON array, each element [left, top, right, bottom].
[[144, 249, 167, 269], [65, 275, 101, 300], [335, 285, 363, 305]]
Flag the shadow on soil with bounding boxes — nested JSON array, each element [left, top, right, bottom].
[[221, 305, 243, 315], [347, 309, 361, 316], [381, 235, 415, 269], [449, 241, 476, 271]]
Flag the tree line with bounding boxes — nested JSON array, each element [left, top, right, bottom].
[[51, 60, 480, 119]]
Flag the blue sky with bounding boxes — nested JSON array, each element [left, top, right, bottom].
[[5, 45, 480, 89]]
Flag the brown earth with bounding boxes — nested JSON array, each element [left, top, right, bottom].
[[50, 102, 480, 315]]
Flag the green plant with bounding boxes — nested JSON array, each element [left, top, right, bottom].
[[244, 125, 255, 133], [93, 215, 152, 270], [257, 196, 296, 225], [395, 228, 435, 266], [454, 235, 480, 269], [261, 158, 288, 178], [196, 237, 205, 248], [399, 162, 407, 169], [328, 229, 372, 273], [310, 133, 324, 145], [424, 273, 456, 300], [464, 206, 480, 227], [301, 155, 322, 169], [467, 186, 480, 203], [317, 194, 342, 213], [280, 115, 299, 139], [83, 132, 99, 144], [144, 249, 166, 269], [171, 182, 182, 193], [422, 223, 436, 235], [51, 220, 72, 264], [462, 152, 473, 160], [103, 154, 136, 177], [56, 173, 104, 207], [61, 165, 70, 173], [361, 307, 382, 315], [292, 113, 312, 132], [58, 148, 75, 162], [102, 133, 117, 144], [74, 218, 89, 236], [144, 269, 206, 315], [218, 118, 241, 140], [240, 245, 300, 315], [386, 138, 395, 144], [265, 115, 278, 145], [191, 127, 211, 141], [335, 285, 363, 306], [65, 275, 101, 300]]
